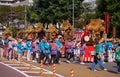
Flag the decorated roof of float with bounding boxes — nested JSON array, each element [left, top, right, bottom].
[[34, 22, 43, 33], [24, 26, 34, 33], [2, 28, 12, 35], [60, 20, 74, 31], [86, 19, 105, 32], [45, 24, 58, 33]]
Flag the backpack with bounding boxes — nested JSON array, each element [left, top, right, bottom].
[[51, 43, 57, 55], [4, 39, 9, 44], [116, 50, 120, 62], [66, 42, 73, 53], [80, 44, 86, 55], [0, 39, 3, 48], [66, 42, 72, 49]]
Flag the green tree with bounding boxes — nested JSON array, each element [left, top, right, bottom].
[[80, 1, 97, 27], [28, 0, 84, 25], [10, 26, 18, 37], [0, 5, 25, 24], [96, 0, 120, 37], [0, 6, 10, 23]]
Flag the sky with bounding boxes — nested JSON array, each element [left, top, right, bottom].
[[84, 0, 96, 2]]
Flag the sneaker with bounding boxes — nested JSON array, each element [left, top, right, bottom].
[[73, 61, 77, 63], [93, 69, 97, 71], [32, 60, 36, 62], [80, 62, 85, 65], [103, 68, 107, 71], [103, 62, 105, 64], [66, 60, 71, 63], [91, 69, 97, 71], [58, 60, 61, 64]]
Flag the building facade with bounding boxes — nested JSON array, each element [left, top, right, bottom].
[[0, 0, 33, 6]]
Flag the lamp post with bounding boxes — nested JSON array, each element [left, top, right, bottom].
[[72, 0, 74, 27], [24, 5, 27, 29], [13, 18, 19, 30]]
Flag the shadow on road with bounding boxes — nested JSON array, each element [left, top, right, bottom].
[[112, 66, 118, 68], [107, 70, 118, 74]]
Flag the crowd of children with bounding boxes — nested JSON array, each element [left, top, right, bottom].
[[0, 36, 86, 65], [0, 36, 120, 73]]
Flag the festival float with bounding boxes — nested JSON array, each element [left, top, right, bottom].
[[86, 19, 105, 44], [34, 22, 44, 38], [24, 26, 34, 39], [2, 28, 12, 38], [17, 22, 45, 39], [45, 24, 58, 40], [60, 20, 74, 40], [60, 20, 74, 57], [84, 19, 105, 62], [17, 29, 25, 39]]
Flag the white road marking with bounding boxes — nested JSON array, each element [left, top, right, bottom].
[[0, 62, 29, 77], [22, 62, 64, 77], [1, 61, 64, 77], [23, 71, 52, 74]]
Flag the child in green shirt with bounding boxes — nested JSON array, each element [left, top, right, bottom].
[[115, 47, 120, 72]]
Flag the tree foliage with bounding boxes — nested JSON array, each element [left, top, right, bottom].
[[10, 26, 18, 37], [96, 0, 120, 37], [28, 0, 84, 24], [0, 6, 10, 23], [0, 5, 25, 24]]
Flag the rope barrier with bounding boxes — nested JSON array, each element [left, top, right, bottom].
[[70, 69, 74, 77], [53, 64, 56, 77], [39, 60, 44, 76], [29, 56, 32, 71]]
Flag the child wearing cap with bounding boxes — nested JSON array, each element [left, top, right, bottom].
[[17, 39, 23, 61], [8, 37, 14, 60], [26, 38, 32, 61]]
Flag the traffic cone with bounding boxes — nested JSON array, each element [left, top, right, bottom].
[[39, 60, 43, 76], [53, 64, 56, 77], [29, 56, 32, 71], [12, 50, 15, 64], [19, 54, 23, 67], [70, 69, 74, 77], [0, 52, 1, 60]]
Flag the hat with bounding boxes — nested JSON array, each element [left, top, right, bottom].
[[18, 39, 22, 42], [58, 35, 62, 39], [106, 38, 112, 42], [28, 36, 32, 40], [8, 36, 14, 41], [28, 37, 32, 40], [99, 38, 104, 43]]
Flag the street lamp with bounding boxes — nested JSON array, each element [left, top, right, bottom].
[[13, 18, 19, 28], [24, 5, 27, 29], [72, 0, 74, 27]]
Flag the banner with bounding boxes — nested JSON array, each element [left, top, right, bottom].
[[104, 12, 110, 34]]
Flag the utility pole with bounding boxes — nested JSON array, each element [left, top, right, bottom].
[[72, 0, 74, 27], [24, 5, 27, 29]]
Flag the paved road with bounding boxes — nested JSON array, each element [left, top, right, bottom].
[[84, 61, 119, 73], [0, 58, 120, 77], [0, 62, 26, 77], [27, 59, 120, 77]]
